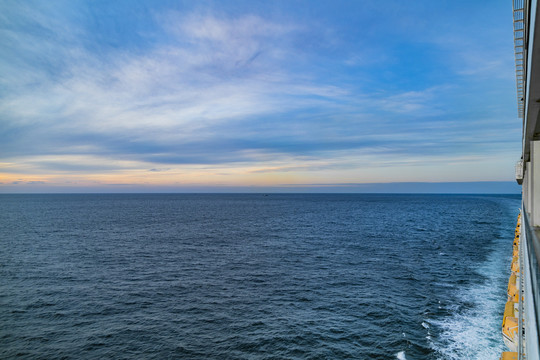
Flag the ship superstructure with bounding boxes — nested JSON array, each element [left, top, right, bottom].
[[505, 0, 540, 359]]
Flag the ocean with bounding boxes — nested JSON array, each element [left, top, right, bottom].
[[0, 193, 520, 359]]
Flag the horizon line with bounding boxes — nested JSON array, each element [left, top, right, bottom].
[[0, 181, 522, 195]]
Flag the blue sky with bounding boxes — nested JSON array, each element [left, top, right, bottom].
[[0, 0, 521, 193]]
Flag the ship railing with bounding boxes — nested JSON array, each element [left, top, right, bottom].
[[513, 0, 525, 119], [520, 207, 540, 359]]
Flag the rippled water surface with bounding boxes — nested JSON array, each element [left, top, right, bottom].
[[0, 194, 520, 359]]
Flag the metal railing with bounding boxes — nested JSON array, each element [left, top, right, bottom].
[[521, 208, 540, 358], [514, 0, 526, 119]]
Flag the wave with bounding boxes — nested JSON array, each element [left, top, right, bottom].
[[428, 202, 517, 359]]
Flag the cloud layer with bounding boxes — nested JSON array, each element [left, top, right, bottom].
[[0, 0, 520, 191]]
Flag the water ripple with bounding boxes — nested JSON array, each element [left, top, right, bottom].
[[0, 194, 520, 359]]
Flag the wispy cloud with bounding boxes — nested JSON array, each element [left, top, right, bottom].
[[1, 7, 352, 164], [0, 1, 521, 190], [372, 87, 446, 115]]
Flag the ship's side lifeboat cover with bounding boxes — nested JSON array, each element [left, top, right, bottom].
[[508, 276, 518, 303], [511, 257, 520, 273], [500, 352, 518, 360], [502, 315, 518, 352]]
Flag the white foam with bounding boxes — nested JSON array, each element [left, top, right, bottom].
[[428, 204, 519, 360], [396, 351, 407, 360], [421, 321, 429, 329]]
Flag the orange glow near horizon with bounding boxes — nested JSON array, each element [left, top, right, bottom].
[[0, 153, 517, 192]]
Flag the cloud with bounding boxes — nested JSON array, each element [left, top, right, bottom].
[[0, 1, 521, 189], [8, 179, 45, 185], [1, 8, 354, 166], [373, 87, 445, 115]]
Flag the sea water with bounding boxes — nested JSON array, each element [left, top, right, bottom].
[[0, 194, 520, 359]]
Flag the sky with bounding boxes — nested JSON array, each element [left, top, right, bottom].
[[0, 0, 522, 193]]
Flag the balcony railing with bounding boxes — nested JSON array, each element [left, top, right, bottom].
[[514, 0, 526, 119], [521, 208, 540, 357]]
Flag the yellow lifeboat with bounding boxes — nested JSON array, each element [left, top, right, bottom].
[[499, 214, 521, 359], [508, 273, 517, 293], [500, 352, 518, 360], [508, 274, 519, 303], [511, 257, 520, 273], [502, 301, 518, 352]]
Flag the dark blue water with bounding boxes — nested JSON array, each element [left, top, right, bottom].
[[0, 194, 520, 359]]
